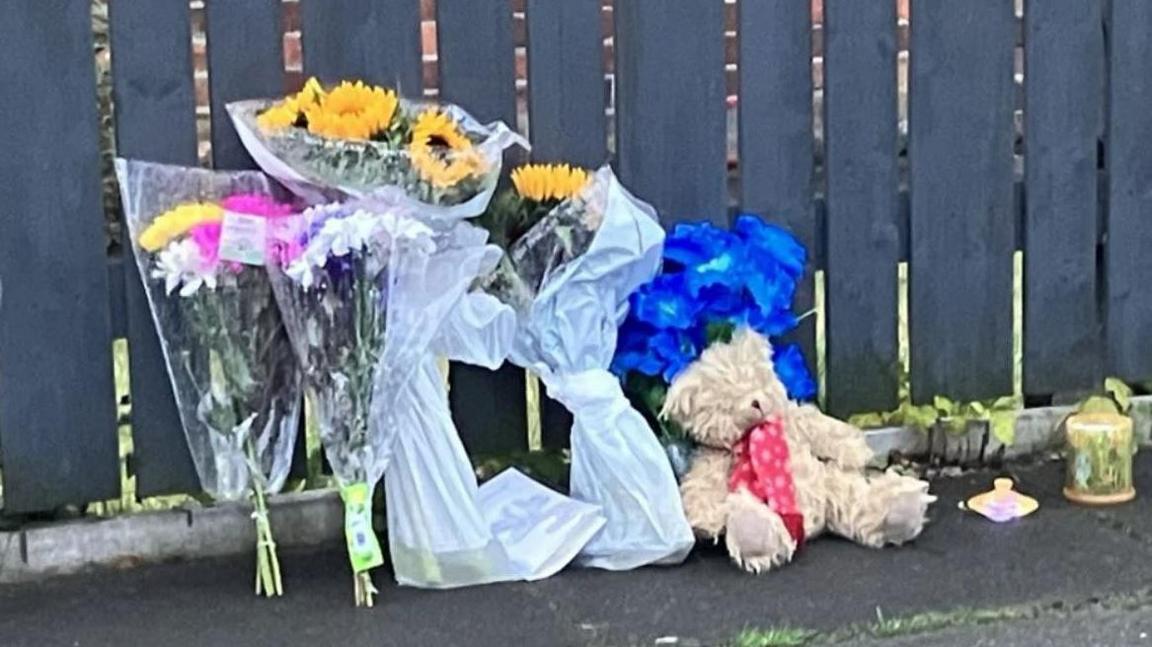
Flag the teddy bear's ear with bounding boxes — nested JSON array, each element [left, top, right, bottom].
[[731, 327, 772, 361]]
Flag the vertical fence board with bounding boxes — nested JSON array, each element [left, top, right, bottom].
[[738, 0, 817, 382], [1106, 1, 1152, 383], [615, 0, 726, 224], [1023, 0, 1104, 395], [0, 1, 119, 512], [299, 0, 422, 95], [437, 0, 516, 124], [822, 0, 900, 416], [202, 0, 317, 479], [526, 0, 606, 448], [526, 0, 606, 168], [109, 0, 202, 496], [908, 2, 1015, 403], [206, 0, 283, 170], [436, 0, 527, 454]]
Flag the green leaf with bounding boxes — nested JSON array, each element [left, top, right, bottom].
[[990, 409, 1017, 446], [966, 401, 988, 419], [705, 320, 736, 345], [1105, 377, 1133, 413], [1080, 395, 1121, 414], [849, 412, 887, 429], [932, 395, 956, 416], [904, 404, 940, 431]]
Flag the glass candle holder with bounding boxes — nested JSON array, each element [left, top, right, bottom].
[[1063, 412, 1136, 505]]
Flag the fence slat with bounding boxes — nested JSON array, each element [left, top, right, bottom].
[[615, 0, 726, 224], [526, 0, 606, 448], [299, 0, 422, 95], [435, 0, 527, 455], [109, 0, 202, 496], [202, 0, 318, 480], [526, 0, 606, 168], [738, 0, 818, 386], [822, 0, 900, 416], [206, 0, 283, 170], [1106, 1, 1152, 384], [436, 0, 516, 124], [1023, 0, 1104, 395], [0, 1, 119, 512], [909, 2, 1015, 403]]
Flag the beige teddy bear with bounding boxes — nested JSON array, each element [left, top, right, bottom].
[[661, 328, 935, 573]]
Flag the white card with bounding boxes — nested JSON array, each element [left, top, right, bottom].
[[217, 211, 268, 266]]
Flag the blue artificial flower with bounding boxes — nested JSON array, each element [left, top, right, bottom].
[[772, 342, 817, 401], [694, 283, 747, 318], [612, 320, 666, 377], [630, 273, 700, 329], [744, 266, 799, 325], [664, 221, 739, 271], [649, 328, 700, 383], [742, 306, 799, 337], [611, 211, 816, 400], [733, 214, 807, 279]]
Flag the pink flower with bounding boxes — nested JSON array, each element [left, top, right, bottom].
[[221, 193, 295, 218], [187, 221, 223, 266]]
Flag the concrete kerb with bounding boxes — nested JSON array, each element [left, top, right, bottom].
[[2, 396, 1149, 583], [0, 489, 343, 584]]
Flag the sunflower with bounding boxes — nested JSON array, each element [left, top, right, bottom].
[[408, 109, 486, 188], [304, 80, 398, 140], [139, 202, 224, 252], [256, 77, 328, 132], [511, 163, 590, 203]]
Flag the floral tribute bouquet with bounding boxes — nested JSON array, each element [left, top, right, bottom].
[[267, 199, 434, 606], [610, 215, 817, 476], [228, 77, 524, 213], [475, 164, 694, 570], [116, 159, 303, 597]]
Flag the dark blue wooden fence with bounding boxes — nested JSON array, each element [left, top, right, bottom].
[[0, 0, 1149, 514]]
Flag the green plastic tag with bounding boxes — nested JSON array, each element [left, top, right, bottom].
[[340, 482, 384, 573]]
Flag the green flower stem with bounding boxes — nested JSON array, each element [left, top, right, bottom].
[[247, 436, 283, 597], [355, 571, 378, 608]]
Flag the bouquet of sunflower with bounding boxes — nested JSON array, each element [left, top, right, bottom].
[[228, 78, 524, 214], [116, 159, 303, 597], [475, 164, 694, 571]]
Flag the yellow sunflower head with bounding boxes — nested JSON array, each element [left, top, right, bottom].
[[139, 202, 224, 252], [408, 109, 486, 188], [511, 164, 590, 203], [305, 80, 398, 140]]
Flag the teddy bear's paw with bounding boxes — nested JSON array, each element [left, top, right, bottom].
[[725, 492, 797, 573], [878, 478, 936, 546]]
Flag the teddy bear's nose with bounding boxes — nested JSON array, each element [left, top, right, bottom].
[[751, 399, 762, 411]]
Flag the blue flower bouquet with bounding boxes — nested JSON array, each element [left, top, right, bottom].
[[611, 215, 817, 475]]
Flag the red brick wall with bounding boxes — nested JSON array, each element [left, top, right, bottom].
[[191, 0, 913, 114]]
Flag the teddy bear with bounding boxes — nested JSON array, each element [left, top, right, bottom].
[[660, 328, 935, 573]]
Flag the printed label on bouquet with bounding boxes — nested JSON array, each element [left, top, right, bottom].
[[340, 482, 384, 573], [218, 211, 268, 266]]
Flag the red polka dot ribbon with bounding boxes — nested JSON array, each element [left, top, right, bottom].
[[728, 415, 805, 547]]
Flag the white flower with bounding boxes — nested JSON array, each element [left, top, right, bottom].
[[151, 239, 217, 297], [285, 206, 435, 289]]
